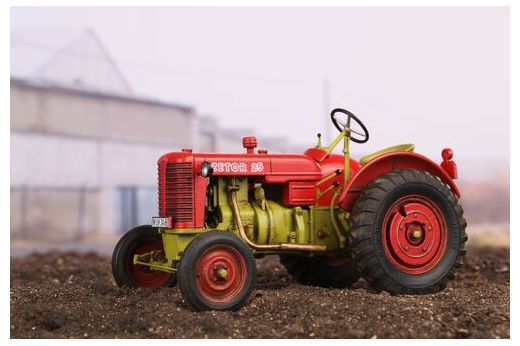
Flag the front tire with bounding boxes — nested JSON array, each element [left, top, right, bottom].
[[177, 231, 256, 311], [112, 225, 176, 288], [348, 169, 467, 294]]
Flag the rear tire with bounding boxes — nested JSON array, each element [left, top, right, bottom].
[[348, 169, 467, 294], [112, 225, 176, 288], [279, 254, 359, 288], [177, 231, 256, 311]]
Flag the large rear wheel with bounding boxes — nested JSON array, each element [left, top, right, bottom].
[[348, 169, 467, 294], [112, 225, 176, 288]]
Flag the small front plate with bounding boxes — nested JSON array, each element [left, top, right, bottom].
[[151, 217, 172, 228]]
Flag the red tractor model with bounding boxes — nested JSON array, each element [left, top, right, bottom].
[[112, 108, 467, 311]]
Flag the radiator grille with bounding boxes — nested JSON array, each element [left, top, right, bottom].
[[158, 162, 193, 223]]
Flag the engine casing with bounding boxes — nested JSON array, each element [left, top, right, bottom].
[[209, 177, 345, 252]]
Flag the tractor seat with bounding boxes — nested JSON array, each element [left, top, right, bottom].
[[359, 143, 415, 165]]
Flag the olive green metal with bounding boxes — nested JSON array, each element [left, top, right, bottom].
[[132, 251, 176, 273], [215, 177, 247, 230], [308, 206, 344, 251], [317, 170, 341, 186], [329, 190, 346, 247], [359, 143, 415, 165], [154, 174, 352, 268], [216, 268, 228, 279], [216, 177, 303, 245], [324, 130, 347, 154], [343, 134, 351, 185], [316, 182, 338, 200], [337, 210, 351, 236], [228, 177, 328, 252], [293, 207, 308, 244], [322, 127, 351, 193], [159, 228, 205, 263]]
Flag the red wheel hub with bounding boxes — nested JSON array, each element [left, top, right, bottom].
[[129, 239, 171, 288], [195, 245, 247, 304], [382, 195, 448, 275]]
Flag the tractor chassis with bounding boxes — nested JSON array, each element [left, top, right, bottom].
[[132, 200, 352, 275]]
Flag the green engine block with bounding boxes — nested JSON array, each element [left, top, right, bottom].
[[159, 177, 349, 265]]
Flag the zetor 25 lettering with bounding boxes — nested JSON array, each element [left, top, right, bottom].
[[211, 161, 264, 173]]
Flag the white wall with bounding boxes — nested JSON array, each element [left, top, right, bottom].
[[10, 81, 198, 236], [11, 132, 181, 187], [11, 131, 182, 234], [10, 81, 196, 146], [99, 140, 178, 187], [11, 132, 100, 187]]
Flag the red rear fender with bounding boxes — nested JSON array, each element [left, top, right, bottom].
[[338, 152, 461, 211]]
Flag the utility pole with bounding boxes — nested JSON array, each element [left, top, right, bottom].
[[323, 78, 331, 144]]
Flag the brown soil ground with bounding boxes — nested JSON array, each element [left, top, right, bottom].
[[10, 246, 509, 339]]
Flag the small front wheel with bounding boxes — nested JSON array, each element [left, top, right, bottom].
[[112, 225, 176, 288], [177, 231, 256, 311]]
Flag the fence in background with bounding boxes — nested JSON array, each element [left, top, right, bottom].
[[11, 185, 157, 241]]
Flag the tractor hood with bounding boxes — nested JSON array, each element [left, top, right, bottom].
[[158, 150, 323, 183]]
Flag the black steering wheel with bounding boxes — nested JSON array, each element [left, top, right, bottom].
[[331, 108, 369, 144]]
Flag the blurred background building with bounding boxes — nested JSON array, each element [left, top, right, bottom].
[[10, 28, 298, 244]]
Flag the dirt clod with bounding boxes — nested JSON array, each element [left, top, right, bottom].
[[10, 246, 509, 338]]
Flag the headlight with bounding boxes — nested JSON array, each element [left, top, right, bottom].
[[200, 161, 214, 177]]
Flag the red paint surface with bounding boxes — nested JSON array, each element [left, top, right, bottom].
[[381, 195, 448, 275], [315, 153, 361, 206], [283, 181, 316, 206], [338, 151, 461, 211], [303, 147, 329, 162], [440, 148, 458, 179], [129, 240, 172, 288], [195, 245, 248, 304], [242, 137, 258, 154]]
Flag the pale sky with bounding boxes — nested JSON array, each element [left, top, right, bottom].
[[10, 7, 509, 174]]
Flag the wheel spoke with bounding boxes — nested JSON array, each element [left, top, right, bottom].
[[349, 128, 365, 137]]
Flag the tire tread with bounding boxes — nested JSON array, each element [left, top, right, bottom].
[[347, 169, 467, 294]]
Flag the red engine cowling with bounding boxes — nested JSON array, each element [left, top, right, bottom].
[[157, 149, 328, 229]]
